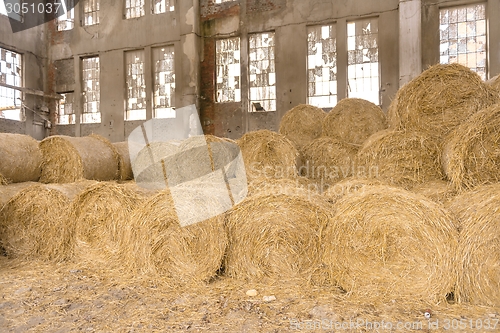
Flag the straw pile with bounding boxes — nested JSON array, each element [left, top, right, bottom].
[[0, 181, 94, 261], [224, 193, 333, 284], [357, 130, 444, 190], [323, 177, 386, 204], [120, 187, 227, 285], [237, 130, 299, 180], [447, 184, 500, 306], [300, 137, 358, 185], [70, 182, 154, 267], [442, 103, 500, 191], [0, 133, 42, 183], [132, 141, 180, 189], [322, 98, 387, 146], [113, 142, 134, 181], [39, 135, 120, 183], [279, 104, 326, 149], [387, 63, 499, 140], [322, 185, 458, 302], [412, 180, 457, 205]]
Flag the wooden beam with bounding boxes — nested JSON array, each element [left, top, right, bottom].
[[0, 82, 63, 100]]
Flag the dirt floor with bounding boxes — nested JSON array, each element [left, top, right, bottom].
[[0, 257, 499, 333]]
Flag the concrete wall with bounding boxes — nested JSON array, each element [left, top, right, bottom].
[[200, 0, 400, 137], [0, 14, 47, 139], [50, 0, 201, 142]]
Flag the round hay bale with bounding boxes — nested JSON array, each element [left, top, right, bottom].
[[412, 180, 457, 205], [70, 182, 155, 267], [322, 98, 387, 146], [0, 133, 42, 183], [120, 187, 227, 285], [442, 103, 500, 191], [387, 63, 499, 140], [447, 184, 500, 306], [485, 73, 500, 92], [224, 193, 333, 284], [357, 129, 444, 190], [113, 142, 134, 181], [323, 177, 386, 204], [300, 137, 358, 185], [322, 185, 458, 302], [39, 135, 120, 183], [279, 104, 326, 149], [237, 130, 299, 180], [176, 135, 241, 183], [247, 176, 321, 198], [0, 181, 95, 261], [131, 141, 181, 189]]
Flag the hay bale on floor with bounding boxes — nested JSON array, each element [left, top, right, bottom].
[[322, 185, 458, 302], [322, 98, 387, 146], [300, 137, 359, 186], [70, 182, 154, 267], [0, 133, 42, 183], [279, 104, 326, 149], [447, 184, 500, 306], [237, 130, 299, 180], [323, 177, 386, 204], [224, 193, 333, 284], [113, 142, 134, 181], [39, 135, 120, 183], [387, 63, 499, 140], [442, 103, 500, 191], [120, 187, 228, 285], [357, 129, 444, 190], [412, 180, 457, 205], [0, 181, 95, 261]]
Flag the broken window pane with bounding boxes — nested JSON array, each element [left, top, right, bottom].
[[57, 0, 75, 31], [248, 32, 276, 112], [125, 0, 145, 19], [439, 3, 487, 80], [153, 46, 175, 118], [125, 50, 146, 120], [216, 37, 241, 103], [82, 0, 99, 26], [307, 24, 337, 108], [0, 47, 22, 121], [57, 93, 75, 125], [346, 19, 380, 105], [81, 56, 101, 123], [152, 0, 174, 14]]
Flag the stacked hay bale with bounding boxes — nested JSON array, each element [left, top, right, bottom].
[[322, 98, 387, 147], [387, 63, 498, 141], [225, 192, 333, 284], [70, 182, 154, 267], [486, 73, 500, 93], [322, 185, 458, 302], [447, 184, 500, 306], [0, 133, 42, 184], [412, 180, 457, 205], [300, 137, 358, 185], [323, 177, 386, 204], [113, 142, 134, 181], [247, 176, 318, 197], [0, 181, 95, 262], [120, 187, 228, 285], [237, 130, 299, 181], [356, 130, 444, 190], [442, 103, 500, 191], [279, 104, 326, 149], [39, 135, 120, 183]]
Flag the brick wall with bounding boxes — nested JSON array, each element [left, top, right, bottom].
[[0, 119, 26, 134]]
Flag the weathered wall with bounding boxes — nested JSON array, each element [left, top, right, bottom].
[[50, 0, 200, 142], [0, 14, 47, 139], [200, 0, 400, 136]]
